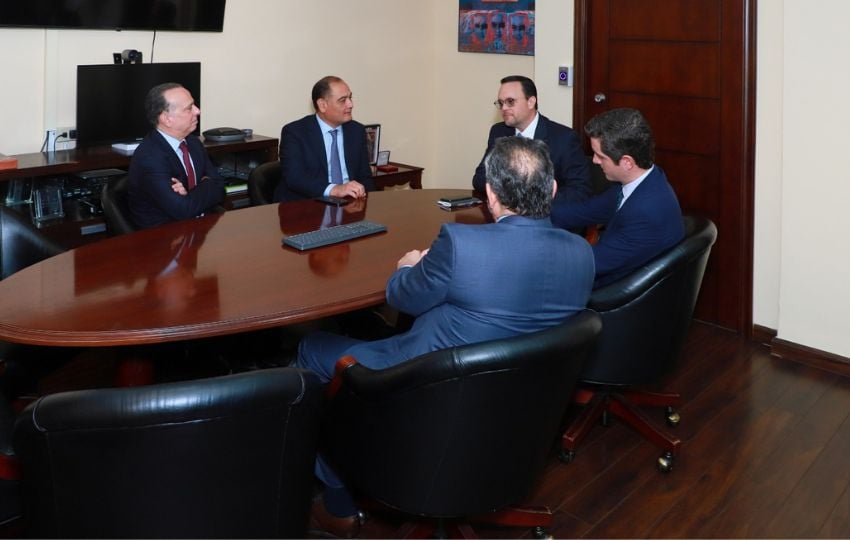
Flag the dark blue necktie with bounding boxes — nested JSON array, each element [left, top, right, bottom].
[[329, 129, 343, 184]]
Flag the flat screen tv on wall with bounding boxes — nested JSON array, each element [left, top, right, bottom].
[[0, 0, 225, 32], [76, 62, 201, 146]]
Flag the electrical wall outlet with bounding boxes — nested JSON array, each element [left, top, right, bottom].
[[47, 126, 77, 151], [56, 126, 76, 140], [56, 126, 76, 150]]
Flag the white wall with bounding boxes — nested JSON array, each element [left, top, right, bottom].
[[753, 0, 783, 332], [0, 30, 48, 154], [534, 0, 576, 128], [774, 1, 850, 356], [1, 1, 848, 358], [752, 0, 850, 358]]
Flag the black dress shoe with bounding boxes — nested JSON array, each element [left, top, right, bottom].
[[308, 496, 361, 538]]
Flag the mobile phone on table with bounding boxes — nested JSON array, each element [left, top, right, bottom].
[[436, 196, 482, 209], [314, 195, 350, 206]]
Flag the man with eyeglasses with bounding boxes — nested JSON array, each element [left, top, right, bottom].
[[273, 75, 374, 202], [472, 75, 591, 203]]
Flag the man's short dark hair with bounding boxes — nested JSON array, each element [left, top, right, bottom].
[[311, 76, 344, 110], [145, 82, 184, 128], [500, 75, 538, 110], [485, 136, 554, 218], [584, 108, 654, 168]]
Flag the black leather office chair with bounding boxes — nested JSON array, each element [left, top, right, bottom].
[[0, 206, 70, 401], [100, 175, 137, 236], [0, 206, 65, 280], [560, 216, 718, 472], [248, 160, 281, 206], [13, 367, 324, 538], [323, 310, 601, 539], [0, 206, 51, 522]]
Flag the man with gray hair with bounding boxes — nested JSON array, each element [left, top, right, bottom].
[[297, 135, 595, 538], [128, 82, 225, 229]]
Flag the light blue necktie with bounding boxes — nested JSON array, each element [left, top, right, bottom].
[[329, 129, 343, 184]]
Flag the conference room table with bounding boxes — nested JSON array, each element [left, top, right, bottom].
[[0, 189, 491, 348]]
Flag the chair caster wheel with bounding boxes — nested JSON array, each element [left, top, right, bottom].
[[666, 406, 680, 427], [558, 448, 576, 464], [657, 452, 674, 473], [532, 525, 553, 539]]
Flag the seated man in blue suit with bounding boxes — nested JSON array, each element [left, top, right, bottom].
[[551, 108, 684, 288], [472, 75, 592, 203], [299, 136, 595, 538], [128, 83, 226, 229], [273, 76, 375, 202]]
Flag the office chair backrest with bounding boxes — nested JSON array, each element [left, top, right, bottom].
[[582, 215, 718, 385], [324, 310, 601, 518], [100, 175, 137, 236], [248, 160, 282, 206], [13, 368, 323, 539], [0, 206, 65, 280]]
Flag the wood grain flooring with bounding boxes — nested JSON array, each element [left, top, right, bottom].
[[358, 321, 850, 538]]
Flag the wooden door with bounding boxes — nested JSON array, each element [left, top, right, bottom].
[[574, 0, 756, 333]]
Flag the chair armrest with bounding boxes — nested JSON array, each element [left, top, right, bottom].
[[327, 355, 359, 400], [584, 224, 600, 245]]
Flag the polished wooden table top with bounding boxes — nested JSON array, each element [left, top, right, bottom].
[[0, 189, 489, 347]]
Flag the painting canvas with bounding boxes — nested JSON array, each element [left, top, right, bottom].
[[458, 0, 534, 56]]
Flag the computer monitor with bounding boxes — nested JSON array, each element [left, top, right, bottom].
[[76, 62, 201, 146]]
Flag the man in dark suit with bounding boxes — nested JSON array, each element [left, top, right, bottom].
[[128, 83, 225, 230], [299, 136, 595, 537], [552, 108, 684, 288], [472, 75, 592, 203], [273, 76, 374, 202]]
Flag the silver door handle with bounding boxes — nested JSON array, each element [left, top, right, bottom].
[[594, 93, 607, 103]]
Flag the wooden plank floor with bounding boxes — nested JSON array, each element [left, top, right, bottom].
[[358, 321, 850, 538]]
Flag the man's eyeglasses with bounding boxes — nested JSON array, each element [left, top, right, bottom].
[[494, 98, 519, 108]]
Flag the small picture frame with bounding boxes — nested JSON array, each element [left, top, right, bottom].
[[376, 150, 391, 167], [364, 124, 381, 165]]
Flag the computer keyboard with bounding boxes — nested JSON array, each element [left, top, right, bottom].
[[282, 220, 388, 250]]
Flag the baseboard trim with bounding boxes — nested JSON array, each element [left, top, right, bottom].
[[756, 327, 850, 377], [752, 324, 777, 346]]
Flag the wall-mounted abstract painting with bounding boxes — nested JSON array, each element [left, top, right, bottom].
[[458, 0, 535, 56]]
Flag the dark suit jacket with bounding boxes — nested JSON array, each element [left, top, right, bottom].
[[273, 115, 375, 202], [551, 165, 684, 288], [472, 114, 591, 203], [128, 131, 225, 230], [342, 215, 595, 371]]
